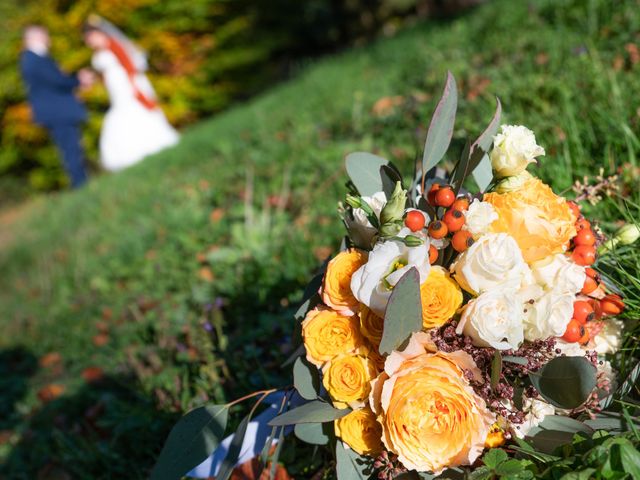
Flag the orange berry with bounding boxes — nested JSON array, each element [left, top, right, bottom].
[[572, 245, 596, 266], [443, 208, 465, 233], [581, 276, 598, 295], [573, 300, 595, 324], [567, 201, 581, 219], [428, 220, 448, 239], [562, 319, 585, 343], [585, 267, 598, 279], [452, 230, 474, 252], [451, 198, 470, 212], [576, 218, 591, 231], [578, 328, 591, 345], [405, 210, 426, 232], [600, 294, 624, 316], [428, 244, 438, 264], [435, 187, 455, 208], [574, 228, 596, 246], [427, 184, 440, 206]]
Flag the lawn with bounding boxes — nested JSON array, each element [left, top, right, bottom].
[[1, 0, 639, 477]]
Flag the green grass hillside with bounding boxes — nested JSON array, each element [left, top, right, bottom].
[[1, 0, 640, 477]]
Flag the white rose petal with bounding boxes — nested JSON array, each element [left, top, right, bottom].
[[451, 233, 531, 295], [593, 318, 623, 355], [463, 200, 498, 237], [523, 289, 574, 341], [456, 289, 524, 350], [490, 125, 545, 178], [531, 254, 586, 295], [351, 237, 430, 316]]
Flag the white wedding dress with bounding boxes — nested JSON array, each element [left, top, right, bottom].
[[92, 50, 179, 171]]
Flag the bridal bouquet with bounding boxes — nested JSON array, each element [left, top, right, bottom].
[[153, 73, 636, 480]]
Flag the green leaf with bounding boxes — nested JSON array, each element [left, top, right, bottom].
[[269, 426, 286, 480], [379, 267, 423, 354], [529, 356, 597, 409], [336, 441, 372, 480], [535, 415, 595, 435], [294, 422, 331, 445], [495, 459, 526, 476], [450, 140, 471, 194], [345, 152, 389, 196], [467, 466, 492, 480], [268, 400, 350, 426], [559, 469, 596, 480], [472, 154, 493, 193], [216, 413, 251, 480], [422, 71, 457, 175], [471, 97, 502, 152], [618, 440, 640, 477], [293, 356, 320, 400], [502, 356, 528, 366], [150, 404, 228, 480], [490, 351, 502, 392], [601, 360, 640, 409], [482, 448, 508, 468], [380, 164, 403, 198], [525, 417, 593, 454]]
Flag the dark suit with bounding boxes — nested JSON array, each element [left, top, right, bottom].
[[20, 49, 88, 187]]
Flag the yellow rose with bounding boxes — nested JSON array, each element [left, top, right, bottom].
[[335, 407, 384, 456], [322, 249, 368, 315], [323, 351, 377, 408], [420, 266, 463, 329], [359, 305, 384, 346], [302, 309, 363, 367], [484, 176, 576, 263], [373, 334, 494, 473]]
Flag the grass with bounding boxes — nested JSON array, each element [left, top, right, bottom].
[[1, 0, 640, 477]]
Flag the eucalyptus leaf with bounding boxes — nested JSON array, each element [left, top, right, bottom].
[[268, 400, 350, 426], [529, 356, 597, 409], [422, 71, 457, 176], [379, 267, 423, 354], [490, 351, 502, 392], [293, 356, 320, 400], [151, 405, 228, 480], [294, 422, 331, 445], [472, 154, 493, 192], [471, 97, 502, 152], [269, 426, 286, 480], [336, 441, 372, 480], [345, 152, 389, 196], [601, 360, 640, 409], [381, 164, 403, 198], [502, 356, 528, 366], [216, 413, 251, 480], [450, 140, 471, 193]]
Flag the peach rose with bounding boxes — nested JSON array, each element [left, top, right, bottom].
[[420, 266, 463, 329], [322, 249, 368, 315], [373, 333, 494, 473], [323, 351, 378, 409], [484, 176, 576, 263], [302, 309, 363, 367], [359, 305, 384, 346], [335, 407, 384, 456]]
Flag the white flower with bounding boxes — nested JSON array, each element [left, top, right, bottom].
[[456, 289, 524, 350], [523, 289, 574, 341], [516, 398, 555, 437], [463, 200, 498, 237], [531, 254, 586, 295], [451, 233, 531, 295], [555, 339, 587, 357], [593, 318, 623, 355], [490, 125, 545, 178], [345, 191, 386, 247], [350, 235, 430, 316]]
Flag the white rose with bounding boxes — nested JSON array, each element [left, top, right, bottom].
[[516, 398, 555, 438], [344, 191, 386, 247], [451, 233, 531, 295], [593, 318, 623, 355], [490, 125, 545, 178], [531, 254, 586, 295], [456, 289, 524, 350], [463, 200, 498, 237], [523, 290, 574, 341], [351, 235, 430, 316], [555, 339, 587, 357]]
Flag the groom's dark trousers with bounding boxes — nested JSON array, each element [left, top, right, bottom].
[[20, 50, 88, 188]]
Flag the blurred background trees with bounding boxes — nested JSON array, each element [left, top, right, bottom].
[[0, 0, 482, 197]]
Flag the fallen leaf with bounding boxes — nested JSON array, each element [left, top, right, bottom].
[[92, 333, 110, 347], [210, 208, 225, 223], [372, 95, 404, 117], [199, 267, 215, 282], [39, 352, 62, 369], [38, 384, 65, 403], [81, 366, 105, 384]]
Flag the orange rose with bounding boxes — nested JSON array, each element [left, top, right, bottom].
[[302, 309, 363, 367], [372, 333, 494, 473], [359, 305, 384, 346], [322, 249, 368, 315], [484, 176, 576, 263], [335, 407, 384, 456], [323, 351, 377, 408], [420, 266, 463, 329]]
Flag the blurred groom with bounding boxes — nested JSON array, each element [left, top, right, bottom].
[[20, 25, 94, 188]]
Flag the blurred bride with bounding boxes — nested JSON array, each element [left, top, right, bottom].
[[84, 16, 179, 171]]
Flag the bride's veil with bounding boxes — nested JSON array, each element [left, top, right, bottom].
[[88, 14, 148, 72]]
